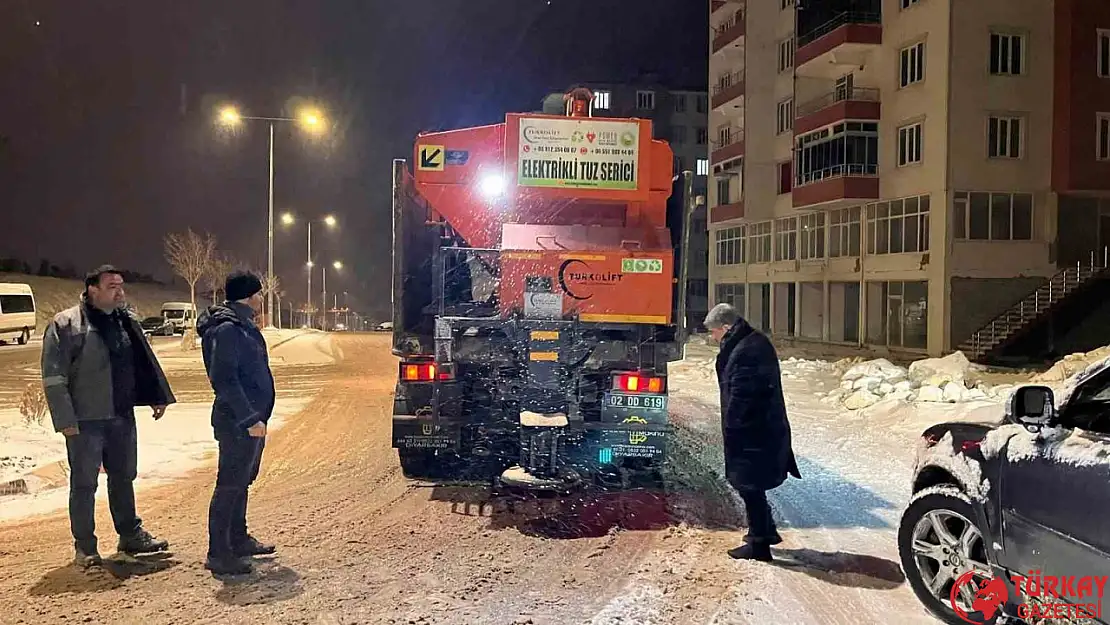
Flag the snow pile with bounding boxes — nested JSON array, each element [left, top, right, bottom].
[[1033, 345, 1110, 384], [821, 352, 1005, 410]]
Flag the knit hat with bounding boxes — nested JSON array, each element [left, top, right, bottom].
[[225, 270, 263, 302]]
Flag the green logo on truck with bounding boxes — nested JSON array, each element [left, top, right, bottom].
[[621, 258, 663, 274]]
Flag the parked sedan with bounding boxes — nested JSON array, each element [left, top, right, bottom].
[[899, 360, 1110, 624], [140, 316, 174, 337]]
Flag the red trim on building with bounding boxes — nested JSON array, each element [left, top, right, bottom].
[[711, 139, 745, 164], [792, 176, 879, 208], [794, 100, 881, 135], [711, 0, 727, 13], [712, 21, 745, 53], [796, 24, 882, 67], [1052, 0, 1110, 193], [711, 201, 744, 223], [711, 80, 746, 110]]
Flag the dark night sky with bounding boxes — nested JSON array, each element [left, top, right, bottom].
[[0, 0, 707, 314]]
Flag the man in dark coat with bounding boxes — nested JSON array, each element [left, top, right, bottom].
[[41, 265, 176, 567], [197, 270, 277, 575], [705, 303, 801, 562]]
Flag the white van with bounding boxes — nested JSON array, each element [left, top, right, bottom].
[[160, 301, 196, 335], [0, 283, 37, 345]]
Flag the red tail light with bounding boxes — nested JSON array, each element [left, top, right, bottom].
[[613, 373, 666, 394], [400, 361, 455, 382]]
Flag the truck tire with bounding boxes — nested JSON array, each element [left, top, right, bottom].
[[398, 449, 439, 479], [17, 328, 29, 345]]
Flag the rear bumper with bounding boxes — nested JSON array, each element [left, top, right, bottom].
[[391, 415, 462, 450]]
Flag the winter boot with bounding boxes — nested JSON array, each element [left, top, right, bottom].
[[74, 547, 103, 569], [118, 528, 169, 555], [728, 542, 773, 562], [205, 555, 253, 576], [232, 535, 276, 557]]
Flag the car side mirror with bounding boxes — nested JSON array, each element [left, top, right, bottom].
[[1006, 385, 1056, 432]]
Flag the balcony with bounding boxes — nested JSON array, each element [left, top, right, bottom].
[[796, 12, 882, 72], [711, 127, 745, 164], [711, 201, 745, 224], [794, 87, 880, 134], [712, 10, 745, 53], [711, 70, 746, 110], [792, 164, 879, 209]]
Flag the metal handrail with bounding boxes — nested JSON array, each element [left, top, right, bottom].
[[797, 11, 881, 47], [794, 163, 877, 186], [711, 127, 745, 150], [796, 87, 880, 117], [712, 70, 746, 95], [713, 10, 745, 38]]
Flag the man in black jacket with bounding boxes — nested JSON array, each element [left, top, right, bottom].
[[705, 303, 801, 562], [197, 270, 276, 575]]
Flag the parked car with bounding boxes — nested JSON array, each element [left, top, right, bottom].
[[376, 321, 393, 332], [140, 316, 175, 337], [0, 282, 36, 345], [899, 360, 1110, 625]]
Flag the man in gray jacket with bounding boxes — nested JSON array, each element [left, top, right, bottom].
[[41, 265, 177, 567]]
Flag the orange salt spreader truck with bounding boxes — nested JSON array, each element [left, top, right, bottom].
[[390, 87, 698, 494]]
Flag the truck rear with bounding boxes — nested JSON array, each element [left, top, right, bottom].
[[390, 88, 696, 494]]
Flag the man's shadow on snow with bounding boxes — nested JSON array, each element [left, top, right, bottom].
[[771, 456, 897, 530], [770, 548, 906, 590], [212, 558, 303, 606]]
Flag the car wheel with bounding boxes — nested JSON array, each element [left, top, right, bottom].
[[898, 486, 999, 625], [16, 329, 29, 345]]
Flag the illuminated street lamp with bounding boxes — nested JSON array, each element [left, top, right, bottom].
[[281, 212, 337, 329], [217, 104, 327, 328], [322, 260, 343, 331]]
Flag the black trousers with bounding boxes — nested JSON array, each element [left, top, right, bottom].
[[207, 434, 265, 558], [65, 415, 142, 554], [738, 489, 778, 543]]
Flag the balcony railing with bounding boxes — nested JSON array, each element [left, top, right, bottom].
[[713, 10, 745, 38], [795, 163, 877, 187], [712, 70, 746, 96], [796, 86, 880, 117], [797, 11, 881, 48], [712, 127, 745, 150]]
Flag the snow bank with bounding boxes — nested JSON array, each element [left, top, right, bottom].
[[0, 397, 312, 521], [1033, 345, 1110, 384], [821, 352, 1005, 411]]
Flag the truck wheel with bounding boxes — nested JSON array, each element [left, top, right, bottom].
[[16, 329, 29, 345], [398, 449, 439, 479]]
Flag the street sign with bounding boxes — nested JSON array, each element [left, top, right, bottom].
[[418, 145, 445, 171]]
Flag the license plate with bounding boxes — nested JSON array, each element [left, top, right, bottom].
[[392, 420, 459, 450], [605, 392, 667, 412]]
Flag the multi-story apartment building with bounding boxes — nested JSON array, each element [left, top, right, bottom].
[[708, 0, 1110, 359], [543, 82, 713, 329]]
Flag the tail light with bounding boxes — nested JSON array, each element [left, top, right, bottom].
[[613, 372, 666, 394], [399, 361, 455, 382]]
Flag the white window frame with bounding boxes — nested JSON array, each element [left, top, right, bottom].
[[696, 158, 710, 176], [865, 195, 931, 255], [897, 122, 923, 167], [716, 176, 732, 205], [674, 94, 687, 113], [776, 98, 794, 135], [749, 221, 773, 264], [899, 41, 926, 88], [697, 127, 709, 145], [593, 90, 611, 110], [988, 115, 1024, 159], [636, 90, 656, 110], [828, 207, 862, 258], [1098, 112, 1110, 162], [778, 37, 795, 74], [989, 31, 1025, 76], [900, 0, 920, 9], [952, 191, 1034, 241], [715, 226, 745, 266], [1099, 29, 1110, 78], [799, 212, 826, 260], [774, 217, 798, 261]]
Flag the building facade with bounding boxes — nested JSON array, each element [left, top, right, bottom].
[[708, 0, 1110, 357], [543, 83, 713, 329]]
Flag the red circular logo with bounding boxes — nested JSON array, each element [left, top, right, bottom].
[[950, 571, 1009, 624]]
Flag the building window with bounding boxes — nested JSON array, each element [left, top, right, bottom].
[[716, 177, 732, 205], [897, 122, 923, 166], [989, 32, 1024, 76], [715, 226, 745, 266], [866, 195, 931, 255], [776, 98, 794, 135], [674, 94, 687, 113], [900, 0, 920, 8], [674, 156, 686, 173], [696, 95, 708, 114], [775, 217, 798, 261], [1098, 113, 1110, 161], [637, 90, 656, 110], [715, 283, 745, 313], [828, 206, 862, 258], [672, 126, 688, 145], [1099, 30, 1110, 78], [696, 158, 710, 176], [799, 212, 826, 260], [952, 191, 1033, 241], [778, 161, 792, 195], [781, 0, 794, 9], [866, 281, 928, 350], [749, 221, 773, 263], [900, 42, 926, 88], [778, 37, 795, 73], [593, 90, 611, 110], [795, 121, 879, 186], [697, 127, 709, 145], [988, 115, 1023, 158]]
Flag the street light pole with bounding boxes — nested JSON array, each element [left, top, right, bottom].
[[267, 122, 275, 329], [322, 265, 327, 331], [307, 221, 313, 328]]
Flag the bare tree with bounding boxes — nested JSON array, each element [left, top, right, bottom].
[[260, 273, 282, 327], [204, 255, 235, 304], [163, 229, 216, 316]]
